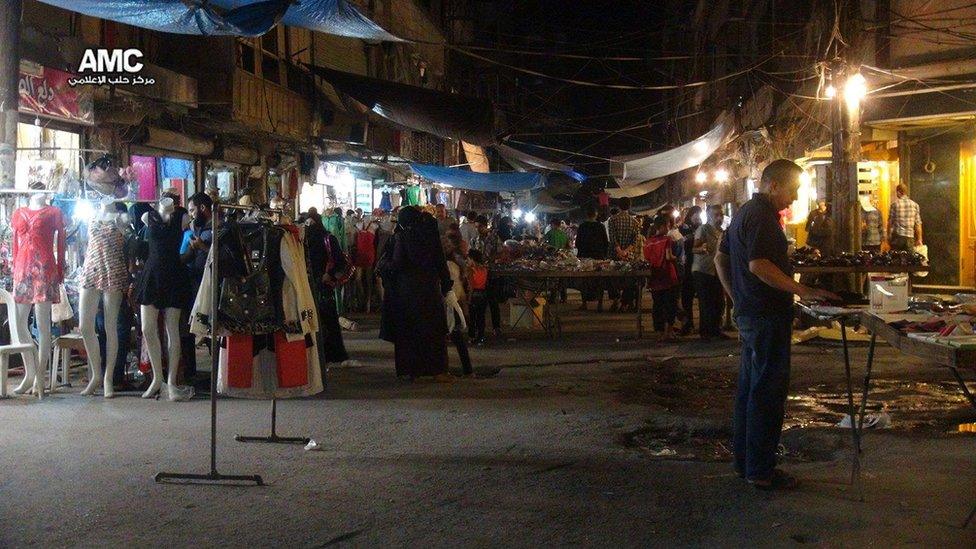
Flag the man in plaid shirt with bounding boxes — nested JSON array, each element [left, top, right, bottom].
[[606, 197, 640, 311], [608, 197, 640, 258], [887, 184, 923, 252]]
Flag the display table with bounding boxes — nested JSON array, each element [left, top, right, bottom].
[[791, 264, 929, 274], [859, 311, 976, 525], [490, 269, 654, 339]]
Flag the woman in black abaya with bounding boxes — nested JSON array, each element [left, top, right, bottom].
[[304, 211, 349, 369], [378, 207, 452, 380]]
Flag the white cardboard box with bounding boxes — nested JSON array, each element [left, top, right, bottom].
[[869, 275, 909, 313]]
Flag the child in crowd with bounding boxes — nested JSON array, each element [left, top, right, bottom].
[[467, 249, 490, 344], [644, 214, 681, 342]]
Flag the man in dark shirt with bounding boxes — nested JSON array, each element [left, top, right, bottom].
[[575, 205, 610, 310], [715, 159, 837, 490]]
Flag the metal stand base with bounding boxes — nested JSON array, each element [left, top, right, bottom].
[[235, 399, 310, 445], [235, 434, 310, 445], [154, 470, 264, 486]]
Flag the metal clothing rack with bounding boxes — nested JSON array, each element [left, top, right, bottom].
[[155, 201, 270, 486], [228, 206, 310, 446]]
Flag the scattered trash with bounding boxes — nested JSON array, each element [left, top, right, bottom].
[[791, 327, 820, 344], [304, 440, 323, 451], [647, 447, 677, 457], [338, 317, 358, 331], [837, 412, 891, 429]]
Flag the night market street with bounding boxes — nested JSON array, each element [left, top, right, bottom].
[[1, 302, 973, 547]]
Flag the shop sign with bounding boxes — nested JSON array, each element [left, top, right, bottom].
[[18, 61, 94, 125]]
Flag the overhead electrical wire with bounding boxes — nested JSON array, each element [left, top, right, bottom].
[[447, 45, 784, 90], [453, 43, 819, 62]]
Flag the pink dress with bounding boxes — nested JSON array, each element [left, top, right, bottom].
[[12, 205, 66, 304]]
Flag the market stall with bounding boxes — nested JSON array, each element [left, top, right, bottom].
[[800, 301, 976, 516], [491, 259, 654, 339]]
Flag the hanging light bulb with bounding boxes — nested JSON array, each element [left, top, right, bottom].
[[695, 171, 707, 183], [844, 73, 867, 110], [714, 168, 729, 183], [824, 85, 837, 99], [524, 211, 537, 223], [512, 208, 524, 220]]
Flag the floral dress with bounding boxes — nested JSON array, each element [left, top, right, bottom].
[[81, 220, 129, 291], [11, 205, 65, 304]]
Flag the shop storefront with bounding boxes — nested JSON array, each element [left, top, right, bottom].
[[12, 60, 94, 192]]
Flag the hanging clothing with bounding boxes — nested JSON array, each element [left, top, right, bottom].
[[390, 191, 402, 209], [134, 210, 193, 310], [377, 209, 451, 377], [190, 223, 322, 399], [322, 212, 346, 251], [81, 219, 129, 291], [12, 205, 66, 304], [405, 185, 421, 206], [379, 191, 393, 212]]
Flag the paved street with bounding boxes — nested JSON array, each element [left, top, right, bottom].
[[1, 306, 974, 547]]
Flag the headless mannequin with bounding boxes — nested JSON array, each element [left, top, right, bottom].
[[79, 201, 127, 397], [12, 193, 62, 398], [139, 198, 192, 400]]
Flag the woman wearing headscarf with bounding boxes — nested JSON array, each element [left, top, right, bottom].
[[378, 206, 453, 381], [304, 211, 349, 370]]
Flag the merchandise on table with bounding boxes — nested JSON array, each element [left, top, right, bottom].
[[791, 247, 926, 268]]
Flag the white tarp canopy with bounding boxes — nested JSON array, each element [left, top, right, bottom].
[[496, 143, 573, 173], [613, 111, 735, 186], [606, 178, 665, 198]]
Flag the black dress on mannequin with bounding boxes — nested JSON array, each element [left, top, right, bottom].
[[134, 210, 192, 309]]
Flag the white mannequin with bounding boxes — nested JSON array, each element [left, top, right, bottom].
[[139, 198, 192, 401], [79, 200, 128, 398], [12, 193, 61, 398]]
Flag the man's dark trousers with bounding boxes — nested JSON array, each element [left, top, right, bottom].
[[733, 313, 792, 479], [890, 234, 913, 252]]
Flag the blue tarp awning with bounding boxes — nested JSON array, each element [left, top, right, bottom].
[[410, 164, 545, 193], [37, 0, 399, 40]]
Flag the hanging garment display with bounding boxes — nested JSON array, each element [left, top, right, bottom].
[[379, 190, 393, 212], [81, 219, 129, 291], [12, 205, 66, 304], [191, 222, 322, 399], [405, 185, 422, 206], [217, 225, 278, 335], [134, 210, 193, 310]]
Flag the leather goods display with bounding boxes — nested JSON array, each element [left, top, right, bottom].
[[218, 226, 278, 334]]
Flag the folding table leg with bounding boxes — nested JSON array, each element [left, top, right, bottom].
[[857, 333, 878, 432], [840, 321, 862, 485], [947, 366, 976, 410]]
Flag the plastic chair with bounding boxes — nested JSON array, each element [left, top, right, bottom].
[[51, 333, 86, 391], [0, 288, 40, 398]]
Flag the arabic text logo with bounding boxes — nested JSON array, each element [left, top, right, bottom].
[[68, 48, 155, 88]]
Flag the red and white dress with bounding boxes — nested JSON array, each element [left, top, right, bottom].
[[11, 205, 65, 304], [81, 220, 129, 291]]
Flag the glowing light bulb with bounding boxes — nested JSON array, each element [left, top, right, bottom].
[[844, 73, 867, 109], [695, 171, 707, 183], [824, 85, 837, 99], [714, 168, 729, 183], [512, 208, 523, 220], [524, 212, 537, 223]]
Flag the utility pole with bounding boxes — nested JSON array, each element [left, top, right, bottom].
[[830, 61, 862, 256], [0, 0, 22, 189]]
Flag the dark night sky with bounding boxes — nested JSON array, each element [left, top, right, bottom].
[[470, 0, 700, 176]]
